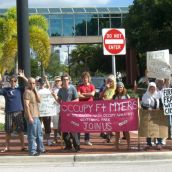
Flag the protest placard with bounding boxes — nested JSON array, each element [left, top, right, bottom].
[[38, 88, 60, 117], [139, 109, 168, 138], [147, 49, 171, 79], [163, 88, 172, 115], [60, 98, 138, 132]]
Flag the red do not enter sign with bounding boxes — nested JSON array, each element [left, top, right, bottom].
[[103, 29, 126, 55]]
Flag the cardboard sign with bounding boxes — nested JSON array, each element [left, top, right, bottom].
[[147, 49, 171, 79], [38, 88, 60, 117], [139, 109, 168, 138], [163, 88, 172, 115]]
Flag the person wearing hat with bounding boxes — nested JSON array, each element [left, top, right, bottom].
[[99, 74, 116, 143], [113, 81, 130, 150], [0, 71, 28, 152]]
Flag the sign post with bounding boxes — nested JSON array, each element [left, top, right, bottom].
[[102, 28, 126, 76]]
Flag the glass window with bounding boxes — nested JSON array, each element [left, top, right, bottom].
[[120, 7, 129, 13], [61, 8, 73, 13], [75, 14, 86, 36], [98, 14, 109, 18], [29, 8, 37, 13], [63, 15, 74, 36], [85, 8, 97, 13], [87, 18, 98, 36], [87, 14, 98, 18], [108, 7, 120, 13], [49, 14, 62, 19], [96, 8, 108, 13], [49, 8, 61, 13], [73, 8, 85, 13], [37, 8, 49, 13], [111, 18, 122, 28], [99, 18, 110, 35], [50, 19, 62, 36]]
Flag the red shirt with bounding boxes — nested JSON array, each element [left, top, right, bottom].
[[77, 83, 95, 101]]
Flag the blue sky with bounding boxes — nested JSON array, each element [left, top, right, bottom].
[[0, 0, 134, 8]]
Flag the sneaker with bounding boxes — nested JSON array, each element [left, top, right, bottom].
[[85, 141, 93, 146], [30, 152, 40, 156]]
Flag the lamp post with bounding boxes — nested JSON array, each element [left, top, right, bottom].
[[16, 0, 30, 78]]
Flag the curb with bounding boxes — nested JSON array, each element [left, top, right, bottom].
[[1, 152, 172, 165]]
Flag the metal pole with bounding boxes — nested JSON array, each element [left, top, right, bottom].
[[16, 0, 31, 78], [112, 55, 116, 76], [67, 45, 70, 75]]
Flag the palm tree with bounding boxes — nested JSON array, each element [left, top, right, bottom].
[[0, 7, 50, 74]]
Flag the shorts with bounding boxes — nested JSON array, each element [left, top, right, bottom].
[[5, 111, 24, 134]]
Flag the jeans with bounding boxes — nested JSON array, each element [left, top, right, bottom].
[[146, 137, 162, 146], [27, 117, 45, 155], [78, 133, 90, 141]]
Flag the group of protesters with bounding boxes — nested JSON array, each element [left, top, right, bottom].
[[0, 69, 171, 155]]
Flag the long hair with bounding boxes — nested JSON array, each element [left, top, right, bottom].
[[115, 86, 127, 96]]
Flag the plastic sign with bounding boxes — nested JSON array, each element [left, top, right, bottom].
[[102, 28, 126, 55]]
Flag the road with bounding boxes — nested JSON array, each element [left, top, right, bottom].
[[0, 160, 172, 172]]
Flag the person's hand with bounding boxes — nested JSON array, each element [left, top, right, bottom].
[[29, 117, 34, 124], [18, 69, 25, 78]]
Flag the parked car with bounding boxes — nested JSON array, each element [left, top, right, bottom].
[[91, 76, 106, 100]]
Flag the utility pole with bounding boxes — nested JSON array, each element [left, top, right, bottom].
[[16, 0, 30, 78]]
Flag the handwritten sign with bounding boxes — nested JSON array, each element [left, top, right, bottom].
[[60, 98, 138, 132], [38, 89, 60, 117], [163, 88, 172, 115], [139, 109, 168, 138], [147, 49, 171, 79]]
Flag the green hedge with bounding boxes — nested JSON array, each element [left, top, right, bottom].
[[0, 123, 4, 131]]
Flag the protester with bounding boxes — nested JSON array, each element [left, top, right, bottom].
[[53, 73, 80, 152], [51, 76, 62, 145], [99, 74, 116, 143], [141, 82, 163, 150], [37, 77, 52, 146], [113, 82, 130, 150], [77, 71, 95, 146], [23, 77, 45, 156], [0, 71, 27, 152]]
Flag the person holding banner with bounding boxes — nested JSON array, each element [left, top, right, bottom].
[[113, 82, 130, 150], [141, 82, 163, 150], [77, 71, 95, 146], [99, 74, 116, 143], [56, 73, 80, 152]]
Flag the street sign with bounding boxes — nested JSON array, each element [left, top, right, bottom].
[[102, 28, 126, 55]]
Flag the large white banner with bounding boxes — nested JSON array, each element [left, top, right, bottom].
[[147, 49, 171, 79], [38, 88, 60, 117]]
